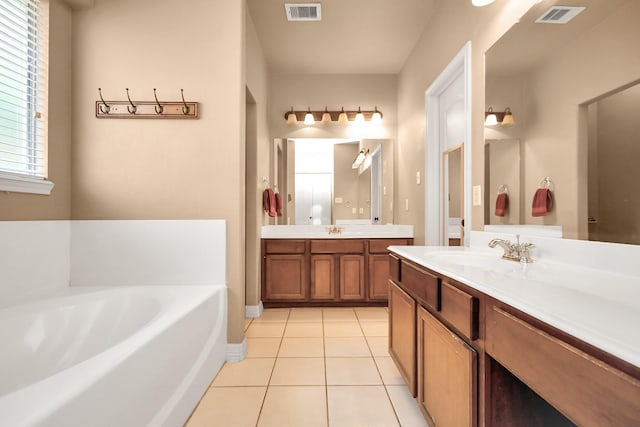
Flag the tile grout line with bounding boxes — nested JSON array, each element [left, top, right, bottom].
[[323, 308, 330, 427], [253, 309, 290, 427]]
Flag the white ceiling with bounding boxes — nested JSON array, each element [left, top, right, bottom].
[[247, 0, 440, 74]]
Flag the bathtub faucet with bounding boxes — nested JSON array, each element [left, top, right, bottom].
[[488, 235, 534, 263]]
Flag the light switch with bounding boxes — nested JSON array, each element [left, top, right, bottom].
[[359, 207, 364, 214], [352, 208, 357, 214], [405, 199, 409, 211], [416, 171, 421, 185], [383, 186, 387, 196], [335, 197, 343, 204], [473, 185, 482, 206]]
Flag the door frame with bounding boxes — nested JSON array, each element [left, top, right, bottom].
[[425, 42, 472, 246]]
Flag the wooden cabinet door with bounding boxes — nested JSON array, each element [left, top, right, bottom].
[[264, 254, 308, 300], [418, 305, 477, 427], [368, 254, 390, 301], [310, 254, 336, 300], [389, 281, 417, 395], [338, 254, 365, 300]]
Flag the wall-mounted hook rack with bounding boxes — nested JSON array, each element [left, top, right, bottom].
[[95, 88, 199, 119]]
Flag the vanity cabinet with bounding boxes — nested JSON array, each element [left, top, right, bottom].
[[262, 240, 308, 301], [389, 281, 417, 395], [418, 305, 477, 427], [389, 252, 640, 427], [262, 237, 412, 306]]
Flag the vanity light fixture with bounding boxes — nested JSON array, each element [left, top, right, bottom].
[[321, 107, 332, 123], [283, 107, 384, 124], [286, 107, 297, 124], [484, 107, 499, 126], [352, 148, 369, 169], [304, 107, 315, 125], [472, 0, 496, 6], [484, 107, 514, 126], [338, 107, 349, 124], [371, 106, 382, 124]]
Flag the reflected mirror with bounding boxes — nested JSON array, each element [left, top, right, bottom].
[[443, 145, 464, 246], [277, 138, 394, 225], [484, 0, 639, 244]]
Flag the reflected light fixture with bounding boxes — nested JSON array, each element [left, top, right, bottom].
[[286, 106, 297, 124], [484, 106, 515, 126], [338, 106, 349, 124], [304, 106, 315, 125], [484, 107, 499, 126], [321, 107, 332, 123], [371, 106, 382, 124], [352, 148, 369, 169], [501, 107, 514, 126], [355, 106, 365, 123], [472, 0, 495, 6]]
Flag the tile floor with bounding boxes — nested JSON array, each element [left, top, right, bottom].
[[185, 307, 428, 427]]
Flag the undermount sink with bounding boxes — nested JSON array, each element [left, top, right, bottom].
[[424, 250, 520, 274]]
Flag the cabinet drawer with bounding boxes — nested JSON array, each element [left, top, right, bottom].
[[311, 239, 364, 254], [486, 305, 640, 427], [389, 254, 401, 282], [369, 239, 411, 254], [400, 261, 439, 311], [441, 281, 478, 340], [264, 239, 306, 254]]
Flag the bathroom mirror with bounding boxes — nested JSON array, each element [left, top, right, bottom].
[[484, 0, 640, 244], [278, 138, 394, 225]]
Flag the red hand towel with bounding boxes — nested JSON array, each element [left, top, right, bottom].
[[268, 189, 276, 217], [495, 193, 508, 217], [275, 192, 283, 217], [532, 188, 553, 217], [262, 189, 270, 213]]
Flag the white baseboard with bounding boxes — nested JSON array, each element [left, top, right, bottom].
[[245, 301, 264, 318], [226, 338, 247, 362]]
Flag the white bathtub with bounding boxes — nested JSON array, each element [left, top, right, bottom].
[[0, 285, 227, 427]]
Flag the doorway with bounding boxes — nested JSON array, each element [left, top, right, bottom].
[[425, 42, 472, 246]]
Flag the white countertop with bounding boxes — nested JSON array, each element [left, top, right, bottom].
[[261, 225, 414, 239], [388, 245, 640, 369]]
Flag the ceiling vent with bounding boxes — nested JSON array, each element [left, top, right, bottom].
[[285, 3, 322, 21], [535, 6, 585, 24]]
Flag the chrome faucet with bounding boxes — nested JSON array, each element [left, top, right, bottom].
[[488, 234, 535, 263], [326, 225, 343, 235]]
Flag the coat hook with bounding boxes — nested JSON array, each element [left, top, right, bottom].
[[180, 89, 189, 115], [125, 88, 137, 114], [153, 88, 163, 114], [98, 88, 110, 114]]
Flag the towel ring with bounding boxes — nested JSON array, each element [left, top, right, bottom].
[[497, 184, 508, 194], [538, 176, 553, 190]]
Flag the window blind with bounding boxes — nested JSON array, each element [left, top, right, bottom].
[[0, 0, 48, 179]]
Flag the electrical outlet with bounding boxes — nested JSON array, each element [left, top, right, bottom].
[[405, 199, 409, 211], [335, 197, 343, 204], [383, 186, 387, 196], [359, 208, 364, 214], [352, 208, 357, 214], [416, 171, 421, 185], [473, 185, 482, 206]]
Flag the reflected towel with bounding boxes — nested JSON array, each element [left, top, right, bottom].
[[275, 192, 283, 217], [532, 188, 553, 217], [495, 193, 508, 217], [263, 188, 277, 217]]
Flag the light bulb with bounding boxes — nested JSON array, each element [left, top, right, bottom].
[[321, 107, 332, 123], [501, 107, 514, 126], [371, 106, 382, 124], [484, 107, 498, 126], [355, 106, 365, 123], [286, 107, 297, 124], [304, 107, 315, 125], [338, 107, 349, 124]]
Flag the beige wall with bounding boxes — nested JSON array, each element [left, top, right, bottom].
[[245, 10, 270, 308], [0, 0, 72, 220], [397, 0, 538, 244], [71, 0, 246, 343]]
